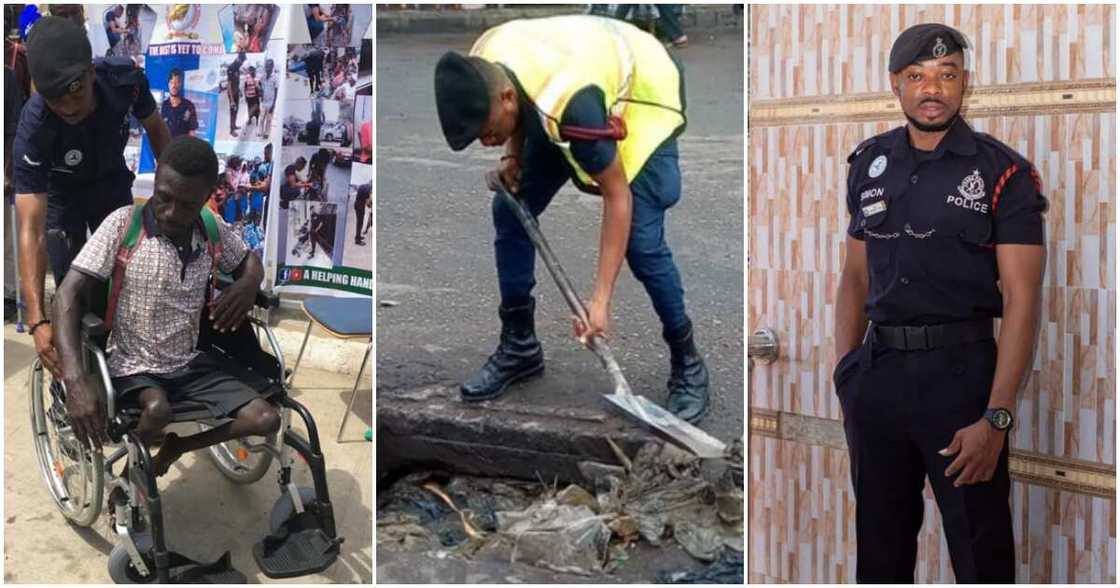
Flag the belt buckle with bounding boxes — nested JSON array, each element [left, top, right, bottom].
[[903, 325, 929, 350]]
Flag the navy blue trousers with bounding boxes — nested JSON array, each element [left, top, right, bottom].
[[833, 334, 1015, 583], [491, 139, 688, 336]]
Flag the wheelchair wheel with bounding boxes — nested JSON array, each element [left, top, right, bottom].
[[108, 532, 156, 584], [198, 422, 274, 484], [29, 360, 104, 527]]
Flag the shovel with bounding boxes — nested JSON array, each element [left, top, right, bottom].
[[487, 172, 727, 459]]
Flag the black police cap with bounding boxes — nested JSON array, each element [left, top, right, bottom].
[[889, 23, 968, 74], [26, 16, 93, 99], [434, 51, 492, 151]]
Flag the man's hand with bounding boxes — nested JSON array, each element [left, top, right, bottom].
[[489, 156, 520, 194], [209, 279, 257, 332], [33, 323, 62, 378], [64, 373, 108, 450], [940, 418, 1007, 487], [573, 295, 610, 346]]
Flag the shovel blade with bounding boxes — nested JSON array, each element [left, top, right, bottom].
[[603, 393, 727, 459]]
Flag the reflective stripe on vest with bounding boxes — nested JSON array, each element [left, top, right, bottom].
[[470, 15, 684, 189]]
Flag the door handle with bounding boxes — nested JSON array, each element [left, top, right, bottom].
[[748, 328, 779, 370]]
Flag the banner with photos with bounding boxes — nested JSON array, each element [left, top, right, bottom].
[[273, 4, 372, 296], [82, 4, 372, 297]]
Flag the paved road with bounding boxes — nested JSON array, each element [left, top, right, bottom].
[[376, 30, 743, 446]]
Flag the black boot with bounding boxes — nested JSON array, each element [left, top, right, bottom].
[[665, 319, 710, 424], [461, 298, 544, 402]]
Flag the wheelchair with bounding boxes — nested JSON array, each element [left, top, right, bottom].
[[29, 284, 344, 583]]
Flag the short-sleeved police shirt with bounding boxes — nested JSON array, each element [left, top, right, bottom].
[[845, 118, 1047, 326], [12, 58, 156, 203], [161, 96, 198, 138]]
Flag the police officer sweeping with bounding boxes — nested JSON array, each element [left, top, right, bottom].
[[834, 23, 1046, 582], [434, 15, 709, 423], [13, 16, 172, 379]]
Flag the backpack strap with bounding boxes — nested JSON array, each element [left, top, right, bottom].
[[199, 206, 224, 293], [104, 205, 223, 331], [103, 204, 145, 331]]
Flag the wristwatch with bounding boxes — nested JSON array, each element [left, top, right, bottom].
[[984, 408, 1014, 431]]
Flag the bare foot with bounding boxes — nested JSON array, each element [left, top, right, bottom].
[[151, 433, 185, 477]]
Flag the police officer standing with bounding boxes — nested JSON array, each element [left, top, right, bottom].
[[433, 15, 709, 422], [226, 52, 246, 137], [834, 24, 1046, 582], [12, 16, 171, 379]]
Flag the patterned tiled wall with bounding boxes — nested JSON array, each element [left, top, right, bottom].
[[748, 4, 1116, 583], [751, 4, 1115, 99]]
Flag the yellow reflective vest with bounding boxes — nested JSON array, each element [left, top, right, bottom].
[[470, 15, 686, 192]]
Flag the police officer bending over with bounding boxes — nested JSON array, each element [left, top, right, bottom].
[[434, 15, 709, 422], [12, 16, 172, 380], [834, 24, 1047, 583]]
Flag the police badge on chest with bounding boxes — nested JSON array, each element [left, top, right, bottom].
[[946, 169, 990, 214]]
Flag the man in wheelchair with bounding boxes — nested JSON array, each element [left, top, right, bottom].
[[53, 136, 275, 475], [39, 136, 342, 582]]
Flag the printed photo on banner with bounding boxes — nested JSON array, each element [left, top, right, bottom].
[[88, 4, 158, 58], [205, 46, 284, 141], [208, 141, 275, 260], [285, 44, 360, 102], [302, 4, 372, 49], [343, 161, 372, 270], [354, 94, 371, 165], [286, 98, 351, 148], [277, 145, 352, 265], [217, 4, 280, 53]]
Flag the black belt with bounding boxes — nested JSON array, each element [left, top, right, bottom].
[[872, 319, 993, 351]]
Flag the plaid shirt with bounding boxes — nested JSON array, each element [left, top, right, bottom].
[[71, 205, 250, 377]]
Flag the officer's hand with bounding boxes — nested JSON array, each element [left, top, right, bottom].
[[64, 373, 108, 451], [573, 296, 610, 347], [209, 279, 257, 333], [940, 419, 1007, 487], [496, 155, 521, 194], [33, 323, 63, 379]]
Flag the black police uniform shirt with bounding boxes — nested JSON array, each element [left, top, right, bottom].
[[506, 70, 619, 189], [12, 57, 156, 220], [160, 95, 198, 138], [846, 117, 1047, 327]]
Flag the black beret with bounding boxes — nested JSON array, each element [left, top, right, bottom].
[[434, 51, 492, 151], [889, 23, 968, 74], [25, 16, 92, 99]]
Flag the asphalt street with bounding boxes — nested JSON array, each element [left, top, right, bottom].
[[376, 31, 744, 447]]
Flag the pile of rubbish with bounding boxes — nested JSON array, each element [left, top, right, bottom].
[[378, 440, 743, 579]]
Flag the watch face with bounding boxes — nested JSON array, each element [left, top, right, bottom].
[[992, 409, 1012, 429]]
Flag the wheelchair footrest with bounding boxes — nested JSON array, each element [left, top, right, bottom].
[[252, 528, 339, 579]]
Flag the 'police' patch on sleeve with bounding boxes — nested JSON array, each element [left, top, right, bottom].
[[862, 200, 887, 217]]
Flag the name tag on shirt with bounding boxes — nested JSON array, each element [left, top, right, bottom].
[[862, 200, 887, 217]]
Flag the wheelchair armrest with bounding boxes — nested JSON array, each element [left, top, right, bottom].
[[81, 313, 108, 340], [215, 274, 280, 310]]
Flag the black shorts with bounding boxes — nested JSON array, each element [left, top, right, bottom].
[[112, 351, 261, 419]]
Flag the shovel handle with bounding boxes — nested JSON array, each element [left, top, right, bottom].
[[487, 172, 632, 396]]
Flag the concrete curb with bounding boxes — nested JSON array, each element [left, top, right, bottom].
[[377, 5, 743, 35]]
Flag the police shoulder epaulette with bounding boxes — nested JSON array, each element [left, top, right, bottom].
[[847, 136, 878, 163], [974, 132, 1030, 166]]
